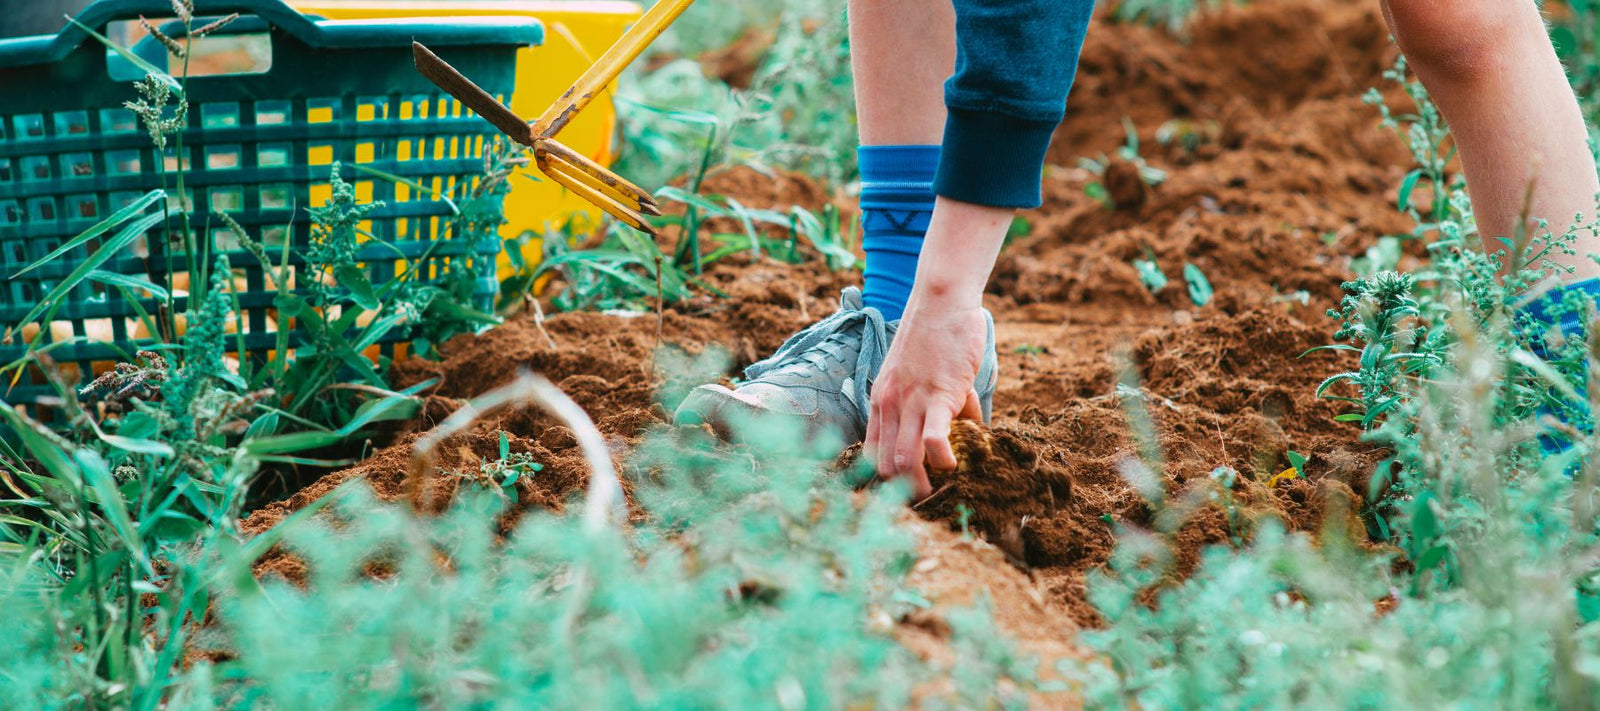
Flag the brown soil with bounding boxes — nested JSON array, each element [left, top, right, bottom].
[[698, 27, 773, 90], [897, 515, 1088, 708], [840, 420, 1078, 567], [243, 0, 1410, 670]]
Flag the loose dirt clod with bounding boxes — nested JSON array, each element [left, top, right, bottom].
[[839, 420, 1075, 565], [922, 421, 1075, 566], [1102, 157, 1151, 210]]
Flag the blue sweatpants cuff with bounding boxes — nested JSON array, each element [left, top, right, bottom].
[[859, 145, 940, 321]]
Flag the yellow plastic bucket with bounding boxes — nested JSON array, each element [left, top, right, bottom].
[[289, 1, 643, 277]]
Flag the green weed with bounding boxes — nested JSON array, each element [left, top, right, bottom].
[[538, 182, 854, 313], [1133, 248, 1170, 294], [456, 430, 546, 504], [1, 366, 1038, 707], [1183, 263, 1213, 307], [0, 15, 513, 705]]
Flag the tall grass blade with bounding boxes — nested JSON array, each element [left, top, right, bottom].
[[10, 190, 164, 280]]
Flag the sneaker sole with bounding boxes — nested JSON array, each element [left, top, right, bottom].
[[677, 384, 863, 443], [675, 384, 788, 440]]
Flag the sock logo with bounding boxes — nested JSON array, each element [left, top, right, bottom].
[[862, 208, 933, 234]]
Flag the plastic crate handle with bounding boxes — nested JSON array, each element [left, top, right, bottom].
[[0, 0, 541, 69], [74, 0, 326, 42]]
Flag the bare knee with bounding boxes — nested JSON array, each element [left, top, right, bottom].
[[1382, 0, 1538, 82]]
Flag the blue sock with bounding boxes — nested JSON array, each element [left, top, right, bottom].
[[1520, 277, 1600, 454], [859, 145, 939, 321]]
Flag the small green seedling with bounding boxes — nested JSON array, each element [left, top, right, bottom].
[[1004, 216, 1033, 248], [957, 502, 975, 539], [476, 430, 545, 504], [1135, 248, 1169, 293], [1155, 117, 1221, 152], [1287, 451, 1308, 477], [1184, 263, 1214, 306]]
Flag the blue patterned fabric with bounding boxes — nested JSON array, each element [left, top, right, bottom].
[[859, 145, 940, 321]]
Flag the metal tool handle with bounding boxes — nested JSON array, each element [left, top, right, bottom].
[[529, 0, 695, 139]]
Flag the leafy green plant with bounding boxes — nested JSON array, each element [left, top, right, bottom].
[[1364, 56, 1462, 244], [656, 183, 856, 271], [0, 14, 514, 704], [1314, 270, 1443, 429], [0, 274, 352, 709], [440, 429, 548, 506], [538, 183, 855, 313], [1318, 55, 1592, 443]]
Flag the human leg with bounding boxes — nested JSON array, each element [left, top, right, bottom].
[[850, 0, 956, 320], [1382, 0, 1600, 279]]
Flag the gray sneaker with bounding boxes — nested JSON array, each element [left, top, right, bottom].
[[674, 287, 999, 443]]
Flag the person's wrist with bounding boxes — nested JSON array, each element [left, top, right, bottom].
[[905, 279, 985, 314]]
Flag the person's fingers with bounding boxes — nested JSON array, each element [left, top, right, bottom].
[[864, 399, 883, 488], [874, 391, 900, 478], [922, 406, 958, 473], [956, 388, 984, 421], [866, 395, 882, 456], [895, 411, 931, 498]]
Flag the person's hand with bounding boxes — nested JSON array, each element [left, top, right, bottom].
[[866, 195, 1011, 498], [866, 295, 987, 499]]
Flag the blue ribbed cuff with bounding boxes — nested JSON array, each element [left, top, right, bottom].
[[859, 144, 941, 185], [933, 108, 1056, 210]]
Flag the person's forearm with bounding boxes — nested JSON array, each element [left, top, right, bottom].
[[905, 197, 1014, 311]]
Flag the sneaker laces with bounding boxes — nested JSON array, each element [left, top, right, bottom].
[[744, 287, 890, 416]]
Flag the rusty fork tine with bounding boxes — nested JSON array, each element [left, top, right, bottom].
[[537, 150, 659, 235], [530, 0, 695, 139], [535, 139, 661, 215]]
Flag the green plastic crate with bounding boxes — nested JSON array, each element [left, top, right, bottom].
[[0, 0, 542, 405]]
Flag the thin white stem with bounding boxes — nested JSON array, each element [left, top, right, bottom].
[[411, 372, 624, 532]]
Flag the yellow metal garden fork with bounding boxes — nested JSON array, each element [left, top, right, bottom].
[[412, 0, 696, 235]]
